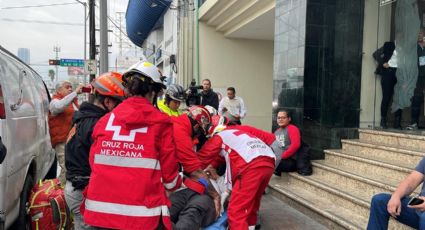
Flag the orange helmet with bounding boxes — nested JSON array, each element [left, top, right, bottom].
[[92, 72, 126, 100]]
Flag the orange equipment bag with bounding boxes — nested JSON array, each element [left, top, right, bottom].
[[28, 179, 70, 230]]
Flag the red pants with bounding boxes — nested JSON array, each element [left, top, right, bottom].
[[227, 160, 274, 230]]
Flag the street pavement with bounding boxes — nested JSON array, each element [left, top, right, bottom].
[[259, 194, 328, 230]]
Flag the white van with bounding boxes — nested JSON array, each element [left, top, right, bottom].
[[0, 46, 55, 229]]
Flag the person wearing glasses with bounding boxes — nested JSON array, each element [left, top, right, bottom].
[[273, 109, 309, 175], [48, 80, 83, 185]]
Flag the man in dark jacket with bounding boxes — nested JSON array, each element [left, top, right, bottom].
[[64, 72, 125, 229], [373, 41, 399, 129], [200, 79, 219, 110]]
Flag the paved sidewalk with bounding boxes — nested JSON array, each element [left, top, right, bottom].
[[259, 194, 328, 230]]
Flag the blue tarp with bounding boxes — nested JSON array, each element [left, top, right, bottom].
[[126, 0, 172, 47]]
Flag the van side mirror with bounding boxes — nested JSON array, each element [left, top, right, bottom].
[[10, 69, 25, 111]]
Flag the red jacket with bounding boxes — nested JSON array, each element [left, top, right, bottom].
[[274, 124, 301, 159], [233, 125, 276, 145], [83, 97, 182, 230], [234, 125, 300, 159], [171, 114, 203, 174], [198, 128, 275, 189]]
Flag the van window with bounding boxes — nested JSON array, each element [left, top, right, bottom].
[[1, 57, 35, 117]]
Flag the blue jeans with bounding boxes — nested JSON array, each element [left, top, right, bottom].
[[367, 193, 425, 230]]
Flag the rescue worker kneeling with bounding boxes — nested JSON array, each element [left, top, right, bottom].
[[199, 115, 275, 230], [170, 106, 220, 229], [82, 61, 183, 230]]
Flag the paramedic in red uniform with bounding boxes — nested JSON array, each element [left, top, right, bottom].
[[170, 106, 221, 217], [198, 115, 275, 230], [82, 61, 182, 230]]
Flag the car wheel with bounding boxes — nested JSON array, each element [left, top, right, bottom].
[[13, 174, 33, 230]]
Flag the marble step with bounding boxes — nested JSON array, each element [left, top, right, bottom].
[[269, 174, 366, 230], [359, 129, 425, 152], [324, 149, 412, 184], [312, 161, 396, 201], [314, 160, 421, 196], [269, 174, 412, 230], [341, 139, 424, 169]]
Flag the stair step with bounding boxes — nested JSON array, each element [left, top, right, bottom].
[[324, 149, 412, 184], [341, 139, 424, 169], [359, 129, 425, 152], [313, 162, 396, 202], [314, 160, 421, 195], [269, 173, 414, 230], [269, 175, 366, 230]]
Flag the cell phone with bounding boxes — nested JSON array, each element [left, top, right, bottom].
[[81, 86, 92, 93], [408, 196, 424, 206]]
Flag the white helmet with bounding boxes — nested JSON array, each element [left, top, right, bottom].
[[204, 105, 218, 116], [122, 61, 164, 84]]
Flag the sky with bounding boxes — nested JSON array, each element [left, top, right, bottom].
[[0, 0, 133, 86]]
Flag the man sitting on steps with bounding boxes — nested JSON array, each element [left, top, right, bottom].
[[367, 156, 425, 229]]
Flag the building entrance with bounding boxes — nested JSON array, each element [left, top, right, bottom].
[[362, 0, 425, 132]]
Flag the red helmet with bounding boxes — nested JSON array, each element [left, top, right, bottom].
[[207, 115, 228, 137], [187, 106, 211, 130]]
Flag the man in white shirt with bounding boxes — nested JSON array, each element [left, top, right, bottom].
[[219, 87, 246, 125]]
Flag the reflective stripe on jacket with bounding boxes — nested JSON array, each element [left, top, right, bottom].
[[199, 128, 275, 190], [83, 97, 182, 230]]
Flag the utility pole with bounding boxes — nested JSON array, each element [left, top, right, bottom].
[[99, 0, 108, 74], [53, 45, 61, 86], [116, 12, 125, 56], [74, 0, 87, 84], [89, 0, 96, 83]]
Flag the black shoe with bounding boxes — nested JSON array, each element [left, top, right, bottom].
[[393, 110, 402, 129], [380, 118, 387, 129], [298, 170, 313, 176]]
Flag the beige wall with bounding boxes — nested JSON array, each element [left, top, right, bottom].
[[360, 1, 392, 128], [199, 23, 274, 130]]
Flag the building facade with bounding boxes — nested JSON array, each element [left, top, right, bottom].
[[127, 0, 425, 157], [17, 48, 30, 64]]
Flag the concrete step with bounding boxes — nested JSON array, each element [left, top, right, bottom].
[[359, 129, 425, 152], [269, 173, 413, 230], [324, 149, 412, 184], [341, 139, 424, 169]]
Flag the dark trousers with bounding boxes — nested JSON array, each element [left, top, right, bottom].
[[411, 94, 424, 124], [275, 142, 312, 176], [380, 68, 397, 118], [367, 193, 425, 230], [170, 189, 216, 230]]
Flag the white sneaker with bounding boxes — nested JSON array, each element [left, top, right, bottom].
[[406, 123, 418, 130]]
